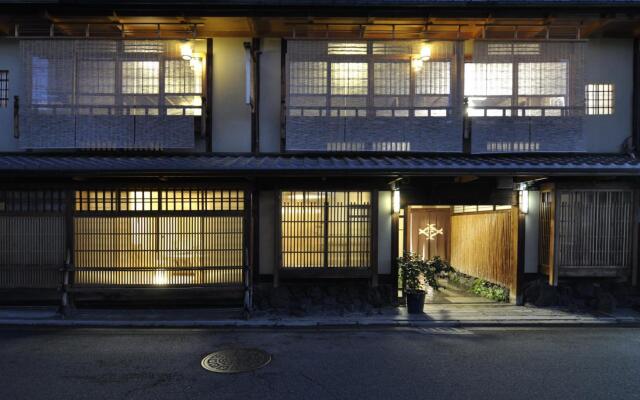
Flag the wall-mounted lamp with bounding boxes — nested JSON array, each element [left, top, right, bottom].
[[392, 188, 401, 214], [518, 184, 529, 214], [180, 41, 193, 61], [411, 42, 432, 71]]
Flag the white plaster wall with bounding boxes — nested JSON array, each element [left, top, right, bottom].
[[259, 191, 275, 274], [524, 190, 540, 274], [0, 40, 20, 151], [583, 39, 634, 153], [212, 38, 252, 152], [378, 191, 392, 275], [259, 38, 282, 153]]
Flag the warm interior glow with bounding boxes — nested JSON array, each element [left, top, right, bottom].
[[419, 44, 431, 60], [392, 189, 401, 214], [180, 42, 193, 61]]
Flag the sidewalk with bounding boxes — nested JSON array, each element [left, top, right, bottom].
[[1, 303, 639, 328]]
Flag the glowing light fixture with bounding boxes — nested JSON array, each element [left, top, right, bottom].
[[518, 184, 529, 214], [392, 189, 401, 214], [412, 42, 432, 71], [180, 41, 193, 61]]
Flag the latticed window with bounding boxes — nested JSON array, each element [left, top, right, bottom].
[[464, 63, 513, 97], [585, 83, 614, 115], [289, 62, 327, 95], [122, 61, 160, 94], [374, 63, 410, 95], [73, 189, 245, 287], [518, 63, 567, 96], [281, 191, 371, 269], [330, 63, 368, 95], [416, 62, 450, 95], [0, 71, 8, 107]]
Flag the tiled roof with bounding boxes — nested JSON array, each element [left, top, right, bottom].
[[0, 153, 638, 177]]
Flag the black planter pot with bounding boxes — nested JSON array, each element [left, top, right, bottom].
[[406, 291, 426, 314]]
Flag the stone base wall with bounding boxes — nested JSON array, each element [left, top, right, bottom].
[[253, 282, 396, 316]]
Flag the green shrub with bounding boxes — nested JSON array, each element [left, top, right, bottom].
[[470, 279, 510, 302]]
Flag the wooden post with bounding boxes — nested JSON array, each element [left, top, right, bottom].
[[243, 190, 253, 315], [549, 186, 559, 286], [370, 190, 379, 288], [512, 205, 526, 305], [391, 207, 400, 301], [632, 189, 639, 287], [205, 38, 213, 152], [250, 38, 261, 154], [273, 191, 281, 288], [60, 188, 75, 316]]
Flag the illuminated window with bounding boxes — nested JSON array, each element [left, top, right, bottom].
[[281, 191, 371, 269], [586, 83, 614, 115], [488, 42, 540, 56], [289, 62, 327, 95], [122, 61, 159, 94], [0, 71, 7, 107], [416, 61, 451, 95], [73, 189, 245, 286], [328, 42, 367, 55], [374, 63, 410, 96], [331, 63, 368, 95], [464, 63, 513, 97]]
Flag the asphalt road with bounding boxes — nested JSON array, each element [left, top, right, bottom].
[[0, 327, 639, 400]]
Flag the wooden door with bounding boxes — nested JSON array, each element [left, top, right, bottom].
[[408, 208, 451, 261]]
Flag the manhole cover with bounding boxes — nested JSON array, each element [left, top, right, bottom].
[[201, 348, 271, 373]]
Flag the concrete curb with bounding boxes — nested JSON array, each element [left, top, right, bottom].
[[0, 318, 639, 329]]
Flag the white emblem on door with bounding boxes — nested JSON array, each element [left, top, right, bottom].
[[418, 224, 444, 241]]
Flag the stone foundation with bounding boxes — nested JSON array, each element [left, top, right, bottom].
[[252, 283, 396, 317]]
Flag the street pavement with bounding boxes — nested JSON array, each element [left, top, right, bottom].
[[0, 327, 639, 400]]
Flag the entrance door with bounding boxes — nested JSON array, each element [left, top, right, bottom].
[[407, 207, 450, 261]]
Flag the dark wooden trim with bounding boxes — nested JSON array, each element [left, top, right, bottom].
[[243, 189, 252, 312], [279, 38, 287, 153], [549, 184, 559, 286], [391, 207, 400, 299], [515, 206, 526, 305], [206, 38, 214, 152], [633, 38, 640, 156], [370, 189, 379, 287], [251, 189, 260, 285], [273, 190, 282, 287], [251, 37, 261, 154], [633, 188, 639, 287]]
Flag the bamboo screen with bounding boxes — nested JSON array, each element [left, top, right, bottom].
[[450, 209, 517, 294], [281, 191, 371, 269], [285, 40, 462, 152], [73, 189, 245, 287], [468, 41, 586, 153], [0, 190, 67, 289], [556, 189, 633, 276], [19, 39, 205, 149]]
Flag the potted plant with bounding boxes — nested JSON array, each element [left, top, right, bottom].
[[398, 253, 454, 314]]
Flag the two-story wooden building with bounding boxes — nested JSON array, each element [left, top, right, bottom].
[[0, 0, 639, 310]]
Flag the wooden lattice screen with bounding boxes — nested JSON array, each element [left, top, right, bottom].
[[73, 189, 245, 287], [468, 40, 586, 153], [281, 191, 371, 269], [285, 40, 462, 152], [0, 190, 67, 289], [555, 189, 634, 277], [19, 39, 204, 149]]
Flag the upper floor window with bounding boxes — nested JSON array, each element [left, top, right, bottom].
[[286, 40, 455, 119], [25, 40, 205, 117], [585, 83, 614, 115], [0, 71, 8, 107]]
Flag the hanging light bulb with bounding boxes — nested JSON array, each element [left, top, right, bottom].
[[180, 41, 193, 61], [419, 43, 431, 61]]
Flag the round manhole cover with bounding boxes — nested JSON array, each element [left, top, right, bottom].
[[201, 348, 271, 373]]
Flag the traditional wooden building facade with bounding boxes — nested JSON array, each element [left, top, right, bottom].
[[0, 0, 639, 310]]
